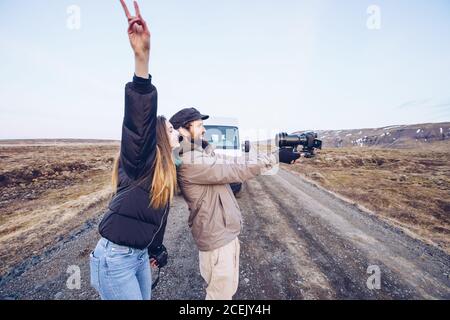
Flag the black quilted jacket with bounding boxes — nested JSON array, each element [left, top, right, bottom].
[[98, 75, 169, 255]]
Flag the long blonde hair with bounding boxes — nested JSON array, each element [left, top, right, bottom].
[[112, 116, 177, 209]]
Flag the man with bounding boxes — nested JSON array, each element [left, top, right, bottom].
[[170, 107, 276, 300]]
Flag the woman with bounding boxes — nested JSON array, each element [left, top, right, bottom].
[[89, 0, 180, 300]]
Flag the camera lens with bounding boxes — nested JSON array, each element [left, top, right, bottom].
[[276, 132, 302, 148]]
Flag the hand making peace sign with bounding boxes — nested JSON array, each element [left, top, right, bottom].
[[120, 0, 150, 61]]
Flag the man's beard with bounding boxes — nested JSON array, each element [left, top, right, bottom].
[[176, 136, 208, 157], [178, 135, 204, 147], [191, 136, 204, 146]]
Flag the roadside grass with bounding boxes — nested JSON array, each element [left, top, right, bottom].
[[282, 146, 450, 253]]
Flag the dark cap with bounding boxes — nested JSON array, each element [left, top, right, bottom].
[[169, 107, 209, 129]]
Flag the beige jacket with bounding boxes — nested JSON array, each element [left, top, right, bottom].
[[177, 141, 276, 251]]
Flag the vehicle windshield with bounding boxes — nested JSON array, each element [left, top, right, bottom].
[[204, 126, 239, 150]]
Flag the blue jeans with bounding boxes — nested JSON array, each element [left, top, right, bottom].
[[89, 237, 152, 300]]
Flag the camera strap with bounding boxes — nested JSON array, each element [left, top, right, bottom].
[[147, 204, 169, 290], [151, 267, 161, 290]]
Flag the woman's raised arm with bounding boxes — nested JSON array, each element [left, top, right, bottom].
[[120, 0, 150, 78], [118, 0, 158, 181]]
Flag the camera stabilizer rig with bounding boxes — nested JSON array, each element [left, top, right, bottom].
[[275, 132, 323, 160]]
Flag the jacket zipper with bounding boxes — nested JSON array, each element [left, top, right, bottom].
[[145, 205, 169, 250]]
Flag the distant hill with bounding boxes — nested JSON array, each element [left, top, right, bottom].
[[293, 122, 450, 149]]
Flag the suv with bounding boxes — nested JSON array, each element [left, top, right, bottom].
[[204, 118, 250, 196]]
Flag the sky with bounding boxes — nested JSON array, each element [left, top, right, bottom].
[[0, 0, 449, 141]]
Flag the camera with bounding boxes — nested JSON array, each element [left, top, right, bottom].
[[149, 244, 168, 268], [148, 244, 168, 290], [275, 132, 322, 158]]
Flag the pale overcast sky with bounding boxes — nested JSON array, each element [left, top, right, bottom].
[[0, 0, 449, 141]]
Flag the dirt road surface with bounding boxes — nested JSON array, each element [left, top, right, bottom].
[[1, 169, 449, 300]]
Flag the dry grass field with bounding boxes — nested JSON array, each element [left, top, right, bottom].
[[0, 141, 119, 276], [282, 142, 450, 253]]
